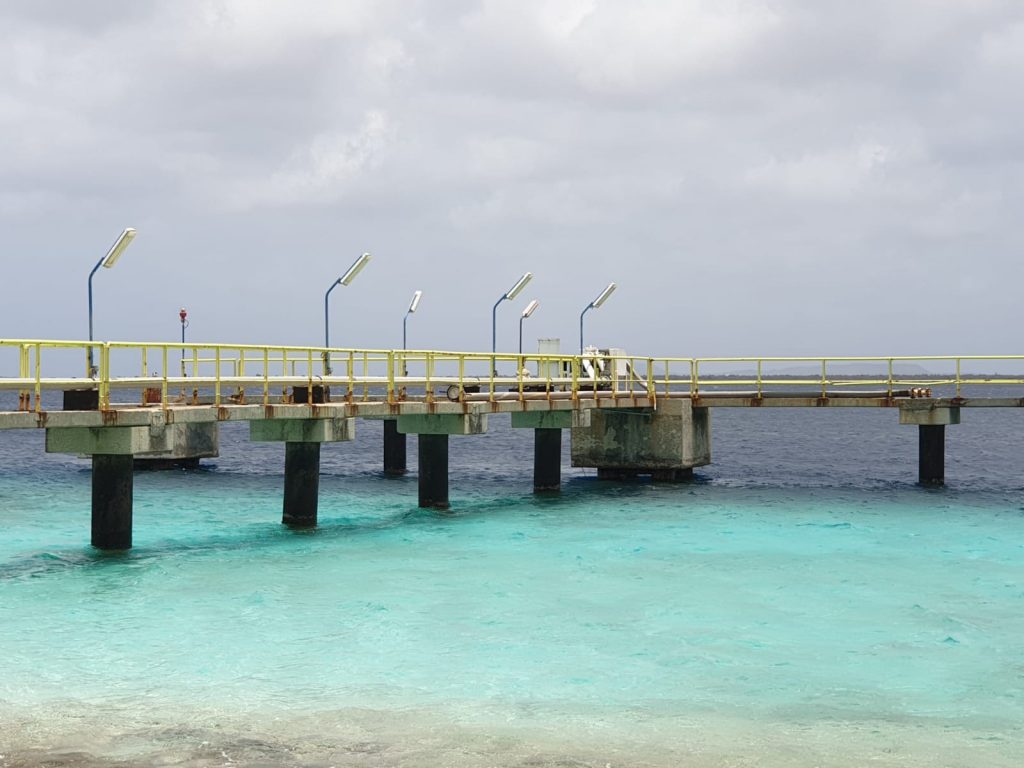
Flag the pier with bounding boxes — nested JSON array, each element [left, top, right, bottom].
[[1, 339, 1021, 549]]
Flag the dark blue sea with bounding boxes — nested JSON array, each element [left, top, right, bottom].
[[1, 396, 1022, 766]]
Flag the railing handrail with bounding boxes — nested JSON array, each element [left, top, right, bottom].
[[5, 339, 1024, 413]]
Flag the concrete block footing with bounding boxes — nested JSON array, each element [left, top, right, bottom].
[[47, 422, 219, 461], [250, 418, 354, 443], [571, 399, 710, 472], [899, 405, 961, 426], [398, 413, 487, 436], [511, 410, 590, 430]]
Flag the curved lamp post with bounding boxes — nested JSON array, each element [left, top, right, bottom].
[[579, 282, 616, 354], [403, 290, 422, 350], [324, 252, 372, 373], [518, 299, 539, 355], [492, 272, 532, 371], [87, 227, 136, 377]]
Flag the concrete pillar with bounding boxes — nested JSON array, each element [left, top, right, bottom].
[[418, 433, 449, 510], [510, 410, 586, 493], [383, 419, 407, 476], [91, 454, 133, 550], [250, 418, 356, 529], [283, 442, 321, 528], [534, 428, 561, 492], [899, 405, 959, 487], [397, 413, 488, 510], [919, 425, 945, 486]]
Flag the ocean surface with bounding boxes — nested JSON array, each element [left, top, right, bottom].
[[1, 397, 1023, 766]]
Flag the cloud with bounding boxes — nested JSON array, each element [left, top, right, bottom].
[[0, 1, 1022, 356], [223, 110, 398, 209]]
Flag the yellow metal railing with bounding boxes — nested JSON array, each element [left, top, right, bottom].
[[2, 340, 1024, 413]]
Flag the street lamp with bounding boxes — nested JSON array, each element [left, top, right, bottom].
[[579, 282, 616, 354], [518, 299, 539, 355], [403, 290, 422, 350], [324, 252, 372, 373], [87, 227, 136, 377], [492, 272, 532, 367]]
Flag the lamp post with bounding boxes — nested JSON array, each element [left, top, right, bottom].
[[87, 227, 136, 377], [518, 299, 539, 355], [179, 307, 189, 377], [579, 282, 616, 354], [492, 272, 532, 371], [324, 252, 372, 374], [403, 290, 422, 350]]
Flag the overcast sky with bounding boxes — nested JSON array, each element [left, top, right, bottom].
[[2, 0, 1022, 359]]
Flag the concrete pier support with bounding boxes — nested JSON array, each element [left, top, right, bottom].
[[918, 425, 945, 486], [283, 442, 321, 527], [397, 413, 488, 509], [418, 433, 449, 510], [47, 424, 178, 551], [899, 404, 960, 486], [510, 410, 586, 493], [383, 419, 407, 476], [533, 428, 561, 492], [250, 417, 356, 528], [91, 454, 133, 550], [571, 399, 710, 477]]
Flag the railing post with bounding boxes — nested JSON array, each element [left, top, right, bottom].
[[215, 346, 223, 405], [362, 351, 369, 401], [34, 343, 42, 413], [888, 358, 894, 398], [99, 344, 111, 409], [161, 346, 168, 407], [386, 350, 396, 404], [425, 351, 434, 403], [757, 359, 763, 398], [307, 349, 313, 402], [263, 347, 270, 405], [489, 356, 496, 402], [821, 359, 827, 398], [18, 344, 29, 411], [691, 360, 699, 398], [956, 358, 962, 398]]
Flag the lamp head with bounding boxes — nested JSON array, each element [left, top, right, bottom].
[[505, 271, 533, 300], [521, 299, 539, 319], [408, 290, 422, 314], [179, 307, 188, 323], [591, 282, 617, 309], [340, 252, 372, 285], [102, 227, 136, 268]]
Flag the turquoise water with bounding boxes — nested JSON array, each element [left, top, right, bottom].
[[1, 411, 1023, 766]]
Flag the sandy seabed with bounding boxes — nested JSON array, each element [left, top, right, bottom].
[[1, 701, 1021, 768]]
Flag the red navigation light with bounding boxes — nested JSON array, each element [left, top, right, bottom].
[[179, 308, 188, 324]]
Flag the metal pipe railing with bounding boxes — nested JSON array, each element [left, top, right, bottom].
[[4, 340, 1024, 410]]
